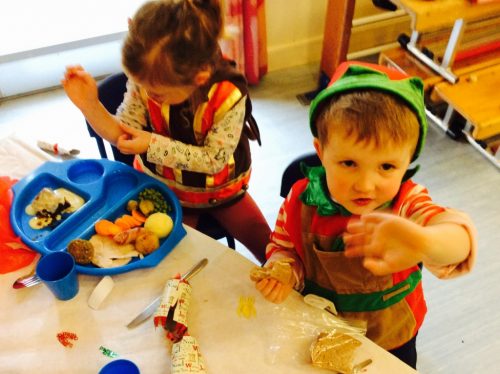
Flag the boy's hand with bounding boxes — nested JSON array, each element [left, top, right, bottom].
[[343, 212, 425, 276], [255, 277, 294, 304], [116, 123, 152, 155], [61, 65, 99, 111]]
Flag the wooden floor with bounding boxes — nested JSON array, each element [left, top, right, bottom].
[[1, 63, 499, 373]]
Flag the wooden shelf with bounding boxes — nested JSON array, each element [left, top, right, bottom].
[[393, 0, 500, 33], [379, 47, 443, 92], [434, 64, 500, 140]]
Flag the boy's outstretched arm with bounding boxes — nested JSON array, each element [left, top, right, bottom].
[[61, 65, 123, 145], [343, 211, 475, 277]]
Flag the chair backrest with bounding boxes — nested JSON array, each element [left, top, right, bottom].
[[86, 72, 135, 165], [280, 152, 321, 198]]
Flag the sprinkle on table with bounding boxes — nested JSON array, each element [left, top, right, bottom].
[[56, 331, 78, 348], [237, 296, 256, 319], [99, 346, 119, 358]]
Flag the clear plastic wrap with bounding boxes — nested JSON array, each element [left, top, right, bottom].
[[265, 296, 368, 373]]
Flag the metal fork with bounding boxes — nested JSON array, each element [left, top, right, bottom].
[[12, 274, 42, 289]]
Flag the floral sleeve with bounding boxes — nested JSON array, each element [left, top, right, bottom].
[[146, 96, 247, 174], [116, 80, 148, 130]]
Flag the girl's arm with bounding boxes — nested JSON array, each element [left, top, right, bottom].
[[61, 66, 124, 144]]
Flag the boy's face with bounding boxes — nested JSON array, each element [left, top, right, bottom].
[[314, 130, 414, 215]]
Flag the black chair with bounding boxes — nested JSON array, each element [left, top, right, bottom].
[[86, 72, 236, 249], [280, 152, 321, 198]]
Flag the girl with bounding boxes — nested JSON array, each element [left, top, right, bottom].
[[62, 0, 270, 264]]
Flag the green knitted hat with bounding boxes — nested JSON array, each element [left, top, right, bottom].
[[309, 62, 427, 162]]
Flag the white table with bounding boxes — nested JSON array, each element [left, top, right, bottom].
[[0, 135, 418, 373]]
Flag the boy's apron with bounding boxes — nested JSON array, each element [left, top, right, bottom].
[[300, 205, 424, 350]]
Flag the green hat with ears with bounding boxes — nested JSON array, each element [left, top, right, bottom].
[[309, 61, 428, 163]]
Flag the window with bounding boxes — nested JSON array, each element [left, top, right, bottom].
[[0, 0, 144, 99]]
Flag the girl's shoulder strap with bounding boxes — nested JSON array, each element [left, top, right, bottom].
[[210, 57, 262, 145]]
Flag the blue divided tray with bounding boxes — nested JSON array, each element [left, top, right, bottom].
[[10, 159, 186, 275]]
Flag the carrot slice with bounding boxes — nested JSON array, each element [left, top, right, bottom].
[[95, 219, 122, 236], [114, 217, 132, 231], [131, 209, 147, 223], [122, 214, 142, 228]]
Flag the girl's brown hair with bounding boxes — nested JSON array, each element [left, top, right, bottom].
[[315, 90, 420, 152], [122, 0, 222, 86]]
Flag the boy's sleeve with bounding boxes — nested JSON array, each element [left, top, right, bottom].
[[265, 182, 307, 290], [399, 183, 477, 279], [421, 208, 477, 279]]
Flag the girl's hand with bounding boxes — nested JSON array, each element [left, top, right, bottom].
[[255, 277, 294, 304], [61, 65, 99, 111], [116, 122, 152, 155], [343, 212, 425, 276]]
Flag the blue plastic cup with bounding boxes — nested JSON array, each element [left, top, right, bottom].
[[36, 251, 79, 301], [99, 359, 140, 374]]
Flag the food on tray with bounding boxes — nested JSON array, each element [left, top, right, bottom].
[[249, 258, 295, 284], [94, 214, 143, 237], [69, 187, 173, 268], [90, 234, 140, 268], [113, 227, 159, 254], [138, 188, 170, 214], [144, 212, 173, 239], [26, 188, 66, 214], [113, 227, 147, 245], [131, 209, 146, 223], [139, 199, 155, 216], [25, 187, 84, 229], [114, 214, 143, 231], [95, 219, 122, 236], [126, 199, 138, 212], [310, 331, 362, 374], [134, 230, 160, 254], [68, 239, 94, 264]]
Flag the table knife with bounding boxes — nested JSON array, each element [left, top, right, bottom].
[[126, 258, 208, 329]]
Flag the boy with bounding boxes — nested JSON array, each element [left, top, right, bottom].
[[253, 62, 476, 368]]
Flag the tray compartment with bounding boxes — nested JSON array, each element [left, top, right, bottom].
[[11, 173, 90, 244], [66, 159, 105, 184]]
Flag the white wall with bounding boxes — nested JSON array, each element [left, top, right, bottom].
[[265, 0, 407, 72]]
